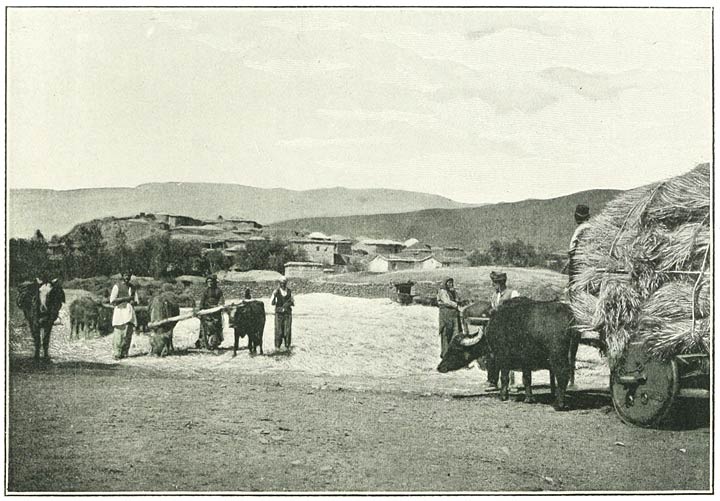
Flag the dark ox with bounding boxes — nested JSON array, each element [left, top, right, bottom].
[[69, 296, 113, 339], [438, 298, 579, 410], [135, 306, 150, 333], [17, 280, 66, 362], [231, 301, 266, 356], [148, 293, 180, 357]]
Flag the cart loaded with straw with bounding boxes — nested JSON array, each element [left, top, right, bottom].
[[569, 163, 711, 427]]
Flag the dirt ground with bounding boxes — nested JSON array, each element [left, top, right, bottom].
[[6, 292, 712, 493]]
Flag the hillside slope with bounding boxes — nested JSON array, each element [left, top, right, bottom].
[[269, 189, 622, 252], [8, 183, 469, 239]]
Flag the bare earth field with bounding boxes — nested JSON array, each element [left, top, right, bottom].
[[7, 291, 711, 493]]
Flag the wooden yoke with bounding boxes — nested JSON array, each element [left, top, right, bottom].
[[147, 300, 250, 329]]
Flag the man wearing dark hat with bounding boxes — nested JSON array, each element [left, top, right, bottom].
[[568, 204, 591, 286], [485, 271, 520, 390], [197, 274, 225, 350], [437, 277, 463, 358], [271, 276, 294, 350], [489, 272, 519, 311]]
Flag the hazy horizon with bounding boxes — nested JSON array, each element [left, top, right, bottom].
[[7, 8, 711, 204], [8, 177, 628, 206]]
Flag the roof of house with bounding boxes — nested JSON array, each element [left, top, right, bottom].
[[360, 239, 405, 247], [372, 254, 437, 263], [172, 224, 224, 232], [224, 244, 247, 252], [290, 237, 352, 244], [405, 242, 432, 251], [307, 231, 330, 240], [285, 261, 324, 268]]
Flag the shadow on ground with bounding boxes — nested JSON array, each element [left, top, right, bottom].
[[9, 356, 120, 375], [661, 398, 711, 431], [452, 386, 614, 412]]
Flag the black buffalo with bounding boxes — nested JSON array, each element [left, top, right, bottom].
[[231, 301, 266, 356], [17, 279, 66, 362], [439, 298, 579, 410], [148, 293, 180, 357]]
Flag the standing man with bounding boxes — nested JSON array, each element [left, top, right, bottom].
[[568, 204, 591, 287], [197, 274, 225, 350], [110, 270, 139, 360], [437, 277, 464, 358], [271, 277, 294, 350], [485, 271, 520, 390], [567, 204, 591, 388]]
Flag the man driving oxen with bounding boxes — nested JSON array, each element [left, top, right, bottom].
[[110, 269, 139, 360], [197, 274, 225, 350]]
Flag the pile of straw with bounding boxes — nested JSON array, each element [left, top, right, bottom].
[[569, 163, 711, 365]]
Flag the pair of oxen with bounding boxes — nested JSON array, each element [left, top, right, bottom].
[[438, 297, 601, 411]]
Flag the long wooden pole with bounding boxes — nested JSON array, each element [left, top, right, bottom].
[[147, 300, 250, 329]]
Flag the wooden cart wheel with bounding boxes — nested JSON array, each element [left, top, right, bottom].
[[610, 341, 679, 428]]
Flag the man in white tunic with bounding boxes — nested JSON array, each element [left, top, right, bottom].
[[110, 270, 139, 359]]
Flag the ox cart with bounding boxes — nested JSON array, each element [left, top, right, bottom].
[[609, 339, 709, 427], [463, 305, 710, 428]]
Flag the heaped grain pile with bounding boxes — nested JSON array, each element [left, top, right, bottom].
[[569, 163, 712, 366]]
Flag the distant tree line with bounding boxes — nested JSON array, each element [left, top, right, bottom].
[[8, 225, 306, 285], [467, 239, 561, 269]]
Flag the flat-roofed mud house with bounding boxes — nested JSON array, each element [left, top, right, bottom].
[[355, 239, 405, 255], [289, 232, 352, 266], [202, 216, 263, 234], [367, 254, 443, 273], [284, 261, 326, 279], [155, 214, 203, 227]]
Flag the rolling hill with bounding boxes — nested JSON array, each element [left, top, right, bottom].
[[268, 189, 623, 253], [7, 183, 469, 239]]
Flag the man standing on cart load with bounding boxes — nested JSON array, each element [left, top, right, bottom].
[[271, 277, 294, 350], [568, 204, 591, 288], [197, 274, 225, 350], [110, 269, 139, 360]]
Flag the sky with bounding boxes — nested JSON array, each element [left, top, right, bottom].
[[6, 7, 712, 204]]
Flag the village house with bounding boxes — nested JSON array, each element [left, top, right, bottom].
[[222, 236, 268, 257], [367, 254, 443, 273], [201, 216, 263, 233], [433, 246, 468, 267], [169, 224, 258, 252], [284, 261, 326, 279], [403, 241, 433, 256], [288, 232, 352, 266], [354, 239, 405, 255], [155, 213, 203, 227]]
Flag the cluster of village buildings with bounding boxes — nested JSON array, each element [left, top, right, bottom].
[[45, 212, 467, 277], [135, 213, 467, 277]]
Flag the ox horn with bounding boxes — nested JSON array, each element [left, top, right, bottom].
[[458, 330, 483, 347]]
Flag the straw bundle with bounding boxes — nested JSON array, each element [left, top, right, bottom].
[[570, 163, 712, 365]]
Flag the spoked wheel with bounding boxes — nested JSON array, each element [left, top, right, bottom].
[[610, 341, 679, 428]]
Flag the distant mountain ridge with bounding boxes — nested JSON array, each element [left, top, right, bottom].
[[268, 189, 623, 253], [7, 183, 470, 239]]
